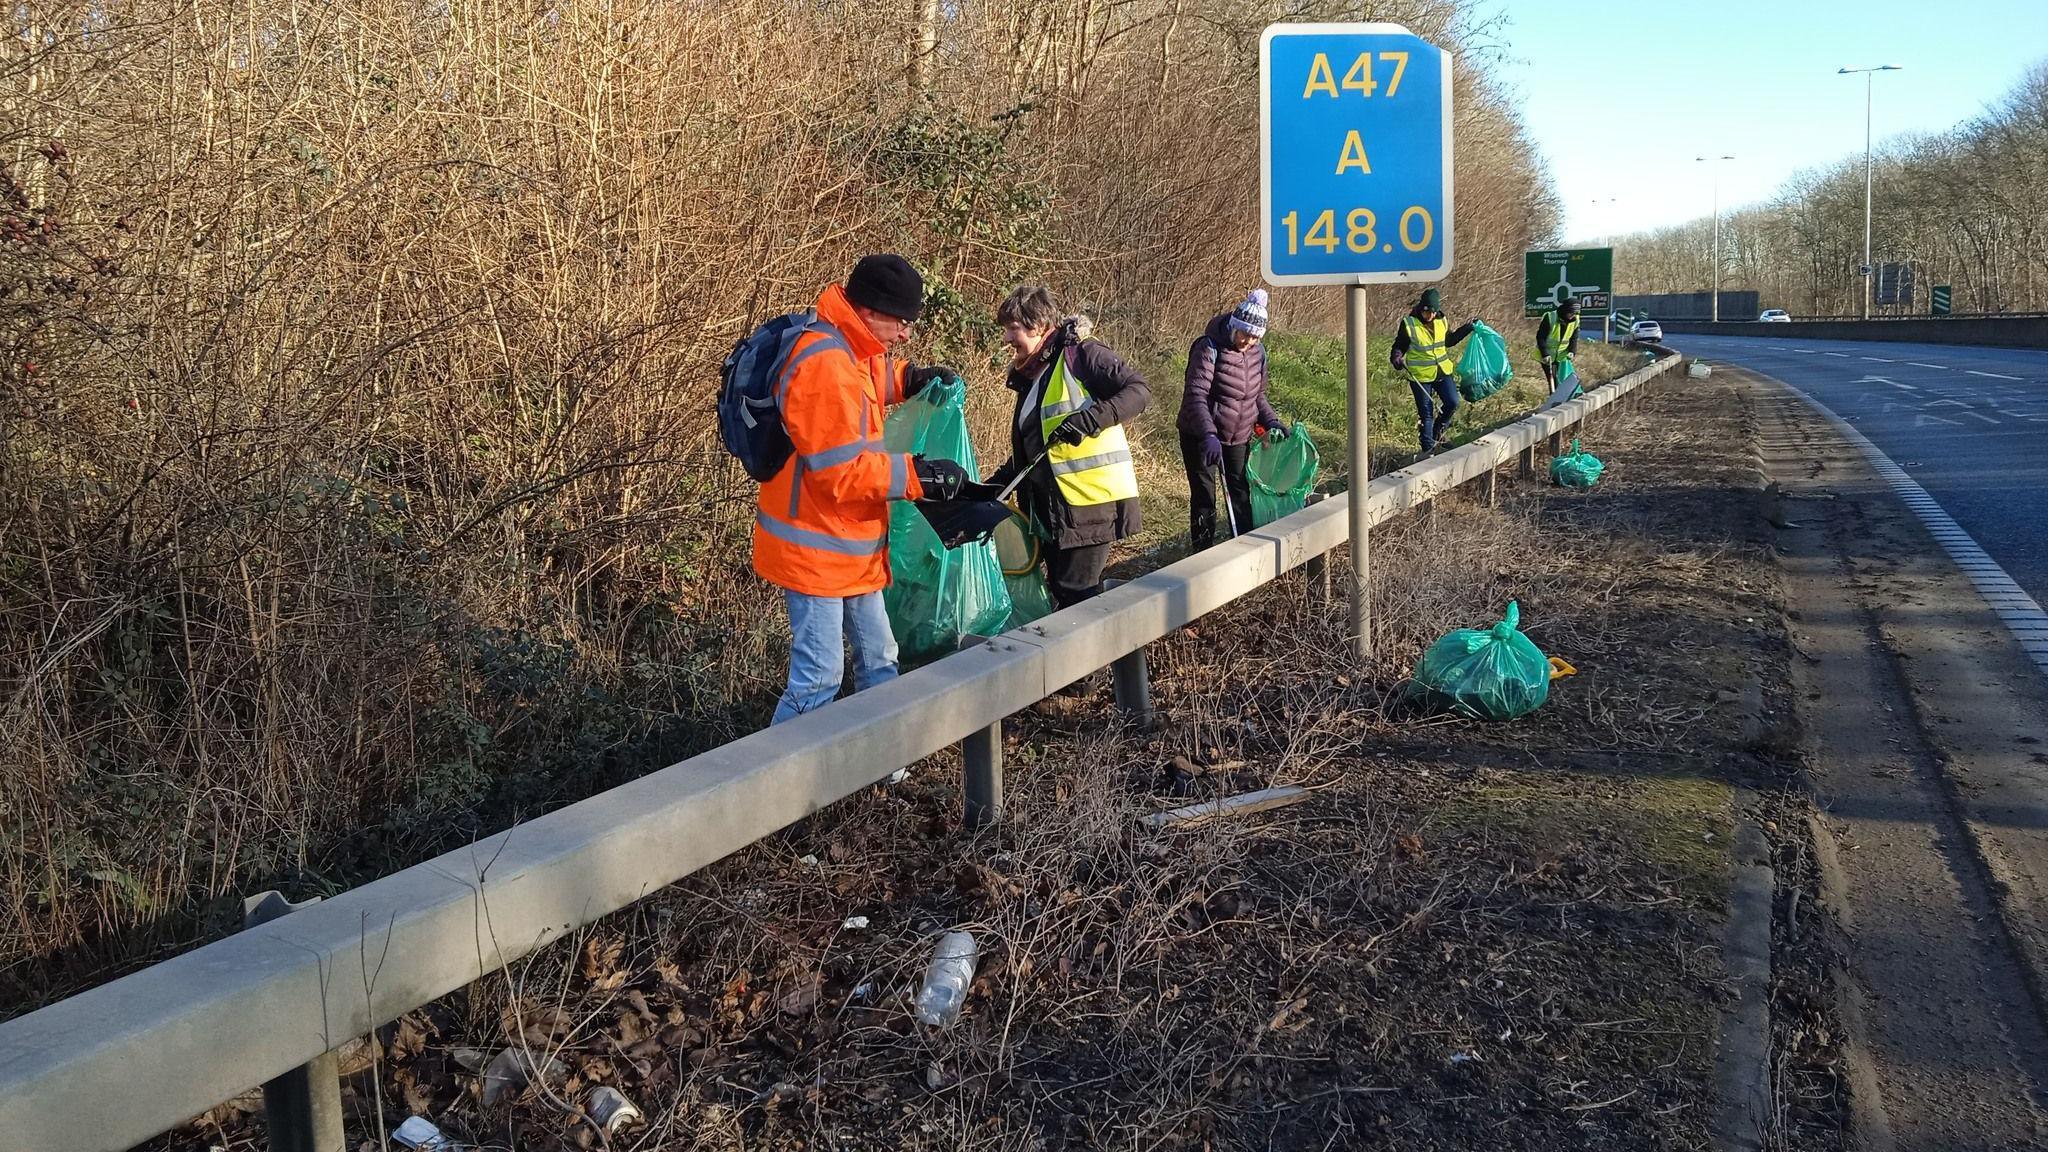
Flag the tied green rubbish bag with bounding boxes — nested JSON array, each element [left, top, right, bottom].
[[1454, 321, 1513, 402], [881, 378, 1012, 661], [1248, 426, 1319, 527], [1414, 601, 1551, 721], [1549, 438, 1605, 488]]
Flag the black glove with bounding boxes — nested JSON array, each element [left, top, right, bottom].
[[1265, 420, 1291, 441], [906, 364, 954, 397], [1050, 408, 1100, 447], [912, 455, 969, 500]]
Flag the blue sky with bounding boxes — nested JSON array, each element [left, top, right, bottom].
[[1488, 0, 2046, 243]]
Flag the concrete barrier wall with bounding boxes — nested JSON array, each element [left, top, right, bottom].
[[0, 353, 1684, 1152], [1660, 316, 2048, 351]]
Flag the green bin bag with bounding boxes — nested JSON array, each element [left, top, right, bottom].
[[1413, 601, 1552, 721], [1549, 438, 1605, 488], [1248, 426, 1320, 527], [881, 379, 1013, 662], [1454, 321, 1513, 402], [993, 511, 1056, 629]]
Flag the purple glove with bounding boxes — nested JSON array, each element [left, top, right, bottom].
[[1201, 434, 1223, 469]]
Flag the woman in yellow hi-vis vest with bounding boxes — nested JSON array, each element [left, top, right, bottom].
[[984, 285, 1151, 608], [1390, 288, 1477, 456]]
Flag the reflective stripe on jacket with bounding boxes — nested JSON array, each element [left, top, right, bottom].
[[751, 283, 918, 597], [1041, 348, 1140, 507], [1540, 310, 1580, 364], [1402, 315, 1453, 382]]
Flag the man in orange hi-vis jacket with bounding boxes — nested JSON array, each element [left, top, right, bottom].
[[755, 254, 966, 724]]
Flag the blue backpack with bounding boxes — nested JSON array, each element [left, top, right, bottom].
[[717, 310, 851, 482]]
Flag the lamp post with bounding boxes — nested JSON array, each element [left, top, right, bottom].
[[1695, 155, 1734, 322], [1840, 65, 1902, 319], [1588, 198, 1618, 341]]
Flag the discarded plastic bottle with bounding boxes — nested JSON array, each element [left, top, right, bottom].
[[913, 931, 979, 1027]]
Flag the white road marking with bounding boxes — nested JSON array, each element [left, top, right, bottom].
[[1915, 414, 1964, 426], [1862, 356, 1896, 362], [1823, 352, 1851, 358], [1793, 348, 1819, 354], [1781, 384, 2048, 679], [1968, 370, 2023, 380], [1908, 361, 1949, 369]]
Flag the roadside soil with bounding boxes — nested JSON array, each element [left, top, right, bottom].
[[1745, 363, 2048, 1150], [170, 371, 1816, 1151]]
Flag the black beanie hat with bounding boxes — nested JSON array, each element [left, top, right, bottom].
[[846, 254, 925, 322]]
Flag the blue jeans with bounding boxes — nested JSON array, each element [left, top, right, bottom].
[[1409, 373, 1460, 451], [771, 589, 899, 724]]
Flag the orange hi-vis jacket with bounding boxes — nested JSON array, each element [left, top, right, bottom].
[[752, 283, 923, 597]]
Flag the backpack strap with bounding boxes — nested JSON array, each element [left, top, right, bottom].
[[772, 311, 852, 406]]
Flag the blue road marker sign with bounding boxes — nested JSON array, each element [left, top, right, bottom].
[[1260, 23, 1454, 286]]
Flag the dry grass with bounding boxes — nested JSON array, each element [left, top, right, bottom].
[[1, 0, 1573, 1008]]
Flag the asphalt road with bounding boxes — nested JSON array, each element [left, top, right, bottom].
[[1665, 332, 2048, 604]]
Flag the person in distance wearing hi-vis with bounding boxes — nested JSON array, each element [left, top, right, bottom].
[[1536, 296, 1581, 400], [1389, 287, 1476, 456]]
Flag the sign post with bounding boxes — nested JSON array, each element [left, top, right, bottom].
[[1524, 248, 1613, 317], [1261, 23, 1453, 661]]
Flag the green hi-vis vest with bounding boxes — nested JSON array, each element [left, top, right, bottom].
[[1402, 315, 1453, 382], [1541, 310, 1580, 365], [1040, 347, 1140, 508]]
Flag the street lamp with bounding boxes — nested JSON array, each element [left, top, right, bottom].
[[1840, 65, 1903, 319], [1695, 155, 1734, 322]]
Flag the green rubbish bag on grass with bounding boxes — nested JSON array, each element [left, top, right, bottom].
[[1414, 601, 1552, 721], [1248, 426, 1320, 527], [1549, 438, 1605, 488], [1454, 321, 1513, 402], [882, 378, 1012, 662]]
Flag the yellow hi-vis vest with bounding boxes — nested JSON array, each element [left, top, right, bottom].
[[1402, 315, 1453, 382], [1541, 310, 1579, 365], [1040, 347, 1140, 508]]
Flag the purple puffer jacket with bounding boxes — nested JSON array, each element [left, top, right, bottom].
[[1179, 313, 1282, 446]]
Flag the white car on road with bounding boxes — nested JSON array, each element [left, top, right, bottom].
[[1629, 319, 1664, 343], [1758, 309, 1792, 323]]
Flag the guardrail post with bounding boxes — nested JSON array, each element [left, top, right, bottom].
[[1483, 466, 1498, 507], [1101, 579, 1156, 727], [242, 892, 345, 1152], [956, 637, 1003, 828], [1303, 493, 1331, 602], [1546, 430, 1563, 458], [1519, 445, 1535, 479]]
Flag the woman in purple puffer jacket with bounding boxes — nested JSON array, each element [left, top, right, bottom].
[[1179, 289, 1292, 550]]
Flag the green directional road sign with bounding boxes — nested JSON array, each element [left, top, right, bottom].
[[1525, 248, 1613, 317], [1932, 284, 1952, 315]]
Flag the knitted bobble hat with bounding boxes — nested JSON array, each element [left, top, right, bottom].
[[1228, 288, 1269, 337]]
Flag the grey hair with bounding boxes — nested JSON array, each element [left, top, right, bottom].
[[997, 284, 1061, 330]]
